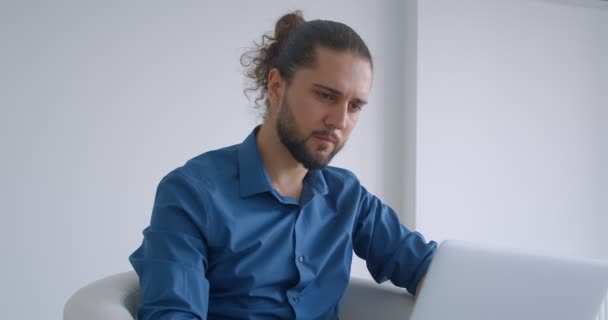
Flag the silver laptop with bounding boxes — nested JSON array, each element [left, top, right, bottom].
[[410, 240, 608, 320]]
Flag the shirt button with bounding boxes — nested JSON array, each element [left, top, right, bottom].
[[298, 256, 304, 263], [292, 296, 300, 302]]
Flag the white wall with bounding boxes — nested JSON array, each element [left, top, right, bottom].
[[0, 1, 409, 319], [416, 0, 608, 259], [601, 8, 608, 259]]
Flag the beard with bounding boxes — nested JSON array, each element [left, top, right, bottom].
[[276, 97, 344, 170]]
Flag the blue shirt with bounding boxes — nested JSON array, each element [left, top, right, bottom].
[[129, 127, 437, 320]]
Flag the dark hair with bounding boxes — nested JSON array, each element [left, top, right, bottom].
[[241, 10, 373, 117]]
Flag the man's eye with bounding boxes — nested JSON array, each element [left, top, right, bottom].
[[317, 91, 335, 101], [349, 103, 363, 112]]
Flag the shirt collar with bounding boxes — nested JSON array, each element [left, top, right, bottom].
[[237, 126, 329, 197], [238, 126, 273, 197], [304, 168, 329, 195]]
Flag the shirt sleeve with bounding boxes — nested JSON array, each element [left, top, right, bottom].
[[352, 185, 437, 296], [129, 170, 211, 320]]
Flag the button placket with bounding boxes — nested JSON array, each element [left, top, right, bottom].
[[293, 208, 304, 270]]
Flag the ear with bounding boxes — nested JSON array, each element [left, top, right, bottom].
[[267, 68, 284, 110]]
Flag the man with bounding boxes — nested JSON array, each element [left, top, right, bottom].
[[130, 11, 436, 319]]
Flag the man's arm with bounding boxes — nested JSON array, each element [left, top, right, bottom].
[[129, 170, 211, 320], [352, 185, 436, 296]]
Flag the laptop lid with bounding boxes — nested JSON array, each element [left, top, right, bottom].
[[410, 240, 608, 320]]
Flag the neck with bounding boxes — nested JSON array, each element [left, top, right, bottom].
[[256, 123, 308, 200]]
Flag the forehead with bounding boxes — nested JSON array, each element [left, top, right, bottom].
[[293, 46, 373, 99]]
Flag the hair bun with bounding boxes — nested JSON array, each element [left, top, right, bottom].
[[274, 11, 305, 44]]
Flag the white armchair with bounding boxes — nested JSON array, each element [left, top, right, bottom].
[[63, 271, 415, 320]]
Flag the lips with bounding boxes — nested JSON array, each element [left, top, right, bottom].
[[314, 135, 335, 144]]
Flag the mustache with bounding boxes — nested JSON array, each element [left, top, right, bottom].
[[310, 130, 339, 143]]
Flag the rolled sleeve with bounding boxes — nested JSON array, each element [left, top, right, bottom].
[[129, 170, 211, 320], [352, 186, 437, 296]]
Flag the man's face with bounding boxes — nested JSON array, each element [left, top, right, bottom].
[[273, 46, 373, 170]]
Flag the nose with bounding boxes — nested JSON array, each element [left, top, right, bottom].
[[325, 102, 348, 131]]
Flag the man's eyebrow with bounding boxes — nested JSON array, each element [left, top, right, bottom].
[[312, 83, 368, 105]]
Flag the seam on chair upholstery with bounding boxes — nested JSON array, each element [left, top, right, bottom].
[[121, 287, 139, 303], [121, 287, 140, 318]]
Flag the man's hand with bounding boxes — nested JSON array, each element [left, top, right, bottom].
[[415, 276, 426, 299]]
